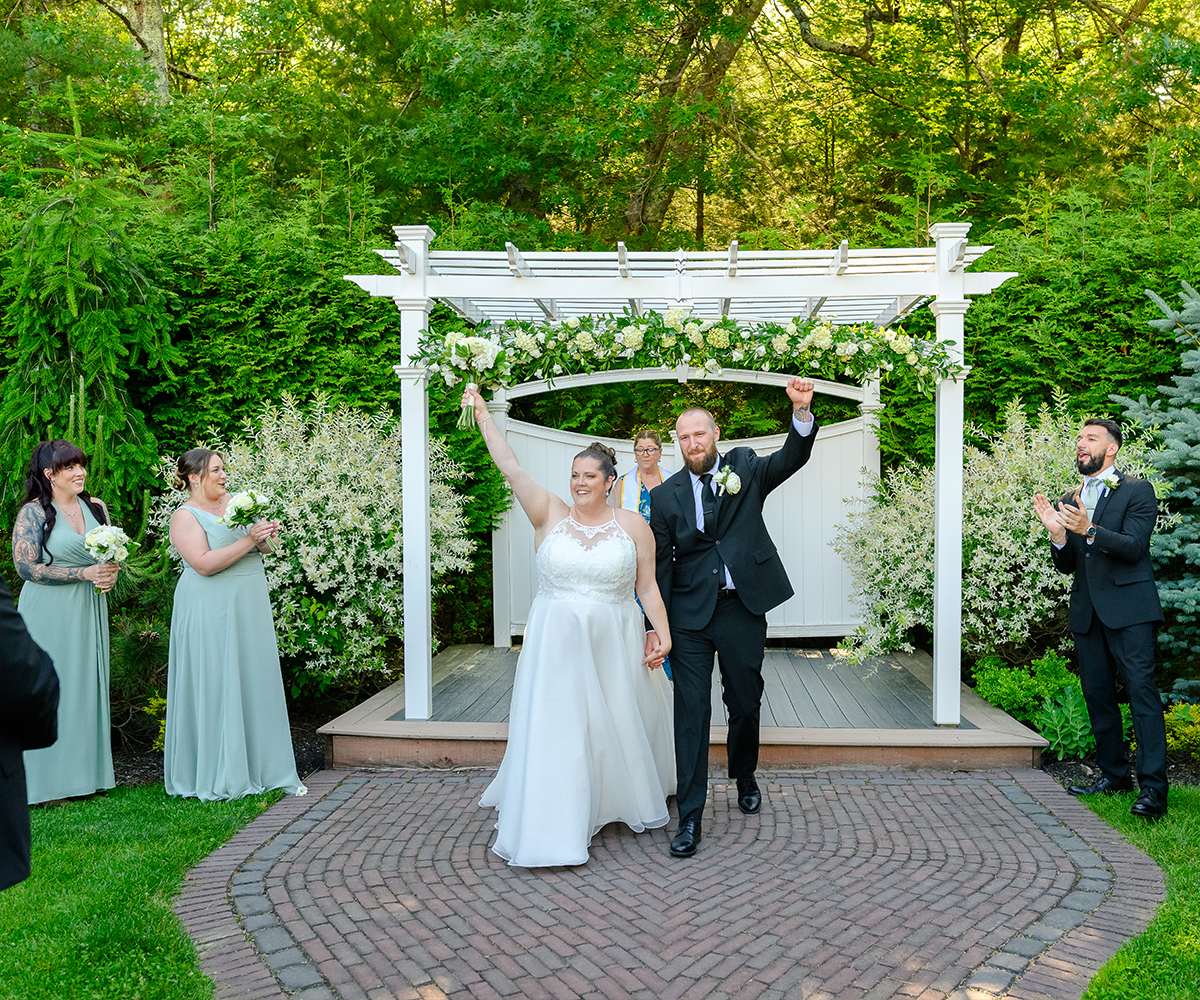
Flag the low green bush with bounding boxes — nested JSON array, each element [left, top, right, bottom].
[[972, 650, 1076, 724], [1165, 703, 1200, 765], [1039, 685, 1096, 761]]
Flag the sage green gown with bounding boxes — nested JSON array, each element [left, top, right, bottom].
[[20, 502, 115, 804], [164, 508, 305, 801]]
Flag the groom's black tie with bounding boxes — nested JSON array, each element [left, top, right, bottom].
[[700, 473, 717, 536]]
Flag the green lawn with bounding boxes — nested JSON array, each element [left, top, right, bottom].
[[0, 784, 278, 1000], [1082, 786, 1200, 1000]]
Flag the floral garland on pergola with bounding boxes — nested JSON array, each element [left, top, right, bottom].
[[413, 309, 963, 427]]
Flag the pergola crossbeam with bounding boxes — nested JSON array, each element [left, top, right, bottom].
[[828, 239, 849, 276], [873, 295, 926, 328]]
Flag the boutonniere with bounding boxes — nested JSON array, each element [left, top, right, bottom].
[[713, 465, 741, 496], [1101, 471, 1120, 491]]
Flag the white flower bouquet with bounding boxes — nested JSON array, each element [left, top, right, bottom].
[[220, 490, 279, 552], [84, 524, 136, 593]]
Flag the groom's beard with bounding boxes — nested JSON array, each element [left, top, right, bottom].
[[683, 443, 719, 476], [1077, 451, 1105, 475]]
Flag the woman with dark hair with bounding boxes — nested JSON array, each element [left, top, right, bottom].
[[11, 439, 118, 803], [164, 448, 304, 801], [463, 388, 675, 867]]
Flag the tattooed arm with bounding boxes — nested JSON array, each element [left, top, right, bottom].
[[12, 503, 102, 586]]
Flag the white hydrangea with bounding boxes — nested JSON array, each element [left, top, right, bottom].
[[706, 328, 730, 349]]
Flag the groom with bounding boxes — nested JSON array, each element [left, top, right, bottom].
[[649, 378, 818, 857]]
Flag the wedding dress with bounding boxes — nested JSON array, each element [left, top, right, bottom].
[[480, 513, 676, 866]]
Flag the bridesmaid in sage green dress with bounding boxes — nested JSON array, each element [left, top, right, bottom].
[[165, 448, 305, 801], [12, 440, 119, 804]]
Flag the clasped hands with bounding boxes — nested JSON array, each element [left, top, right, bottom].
[[84, 561, 119, 592], [643, 631, 670, 671], [1033, 485, 1092, 546]]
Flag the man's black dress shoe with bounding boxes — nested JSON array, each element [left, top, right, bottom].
[[1131, 788, 1168, 819], [669, 819, 701, 857], [1067, 775, 1134, 797], [736, 777, 761, 814]]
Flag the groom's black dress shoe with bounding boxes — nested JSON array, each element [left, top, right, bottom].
[[670, 819, 701, 857], [1067, 775, 1134, 797], [1131, 788, 1168, 819], [736, 777, 761, 814]]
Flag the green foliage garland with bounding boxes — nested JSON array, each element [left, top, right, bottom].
[[417, 309, 963, 397]]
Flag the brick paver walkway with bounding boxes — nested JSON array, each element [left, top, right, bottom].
[[176, 768, 1164, 1000]]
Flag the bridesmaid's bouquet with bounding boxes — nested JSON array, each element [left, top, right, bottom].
[[219, 491, 279, 552], [83, 525, 136, 593]]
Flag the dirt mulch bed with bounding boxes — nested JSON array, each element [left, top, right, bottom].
[[112, 708, 330, 788]]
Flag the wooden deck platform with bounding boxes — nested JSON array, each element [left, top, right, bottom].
[[318, 645, 1047, 771]]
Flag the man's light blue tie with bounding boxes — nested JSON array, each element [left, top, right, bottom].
[[1083, 477, 1101, 519]]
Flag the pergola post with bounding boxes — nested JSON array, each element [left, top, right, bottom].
[[393, 225, 437, 720], [928, 222, 973, 726]]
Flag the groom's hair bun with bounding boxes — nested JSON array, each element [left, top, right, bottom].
[[576, 442, 618, 482]]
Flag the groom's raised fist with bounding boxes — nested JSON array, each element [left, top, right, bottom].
[[786, 377, 815, 412]]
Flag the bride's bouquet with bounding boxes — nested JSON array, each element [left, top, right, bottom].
[[414, 330, 511, 429], [219, 491, 279, 552], [83, 524, 137, 593]]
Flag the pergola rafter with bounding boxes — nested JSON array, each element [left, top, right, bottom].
[[347, 224, 1016, 725]]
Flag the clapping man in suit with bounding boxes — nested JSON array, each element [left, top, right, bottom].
[[1034, 418, 1169, 819], [1, 576, 58, 890], [650, 378, 818, 857]]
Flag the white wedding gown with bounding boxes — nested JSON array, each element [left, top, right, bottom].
[[480, 514, 676, 867]]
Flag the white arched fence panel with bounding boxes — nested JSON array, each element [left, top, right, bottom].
[[492, 414, 878, 644]]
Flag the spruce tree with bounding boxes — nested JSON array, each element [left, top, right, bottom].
[[1114, 282, 1200, 692]]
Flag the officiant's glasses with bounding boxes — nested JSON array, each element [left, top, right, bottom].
[[634, 446, 661, 455]]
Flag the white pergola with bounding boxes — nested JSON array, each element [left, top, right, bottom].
[[346, 223, 1016, 724]]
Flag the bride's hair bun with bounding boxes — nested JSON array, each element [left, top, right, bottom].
[[576, 442, 618, 482]]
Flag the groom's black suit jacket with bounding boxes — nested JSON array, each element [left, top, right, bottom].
[[1050, 471, 1163, 633], [0, 577, 58, 891], [650, 419, 818, 625]]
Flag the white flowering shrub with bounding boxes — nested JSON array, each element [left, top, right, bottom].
[[834, 397, 1170, 665], [150, 394, 474, 689]]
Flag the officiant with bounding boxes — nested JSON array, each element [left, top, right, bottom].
[[614, 430, 675, 678], [613, 430, 673, 521]]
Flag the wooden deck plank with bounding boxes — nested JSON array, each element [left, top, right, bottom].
[[814, 652, 931, 730], [768, 651, 825, 727], [861, 654, 978, 728], [781, 650, 853, 727], [393, 647, 517, 723], [760, 653, 803, 728]]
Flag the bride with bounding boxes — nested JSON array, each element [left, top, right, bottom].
[[463, 387, 676, 867]]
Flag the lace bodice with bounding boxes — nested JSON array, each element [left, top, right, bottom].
[[535, 515, 637, 604]]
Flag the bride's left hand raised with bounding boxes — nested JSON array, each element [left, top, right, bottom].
[[460, 385, 490, 426]]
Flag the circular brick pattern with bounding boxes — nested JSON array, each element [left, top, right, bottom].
[[176, 769, 1164, 1000]]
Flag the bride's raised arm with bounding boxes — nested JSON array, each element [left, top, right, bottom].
[[463, 386, 563, 534]]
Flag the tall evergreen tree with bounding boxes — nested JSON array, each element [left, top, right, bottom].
[[1115, 282, 1200, 685]]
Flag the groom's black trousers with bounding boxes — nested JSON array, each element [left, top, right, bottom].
[[671, 591, 767, 825]]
